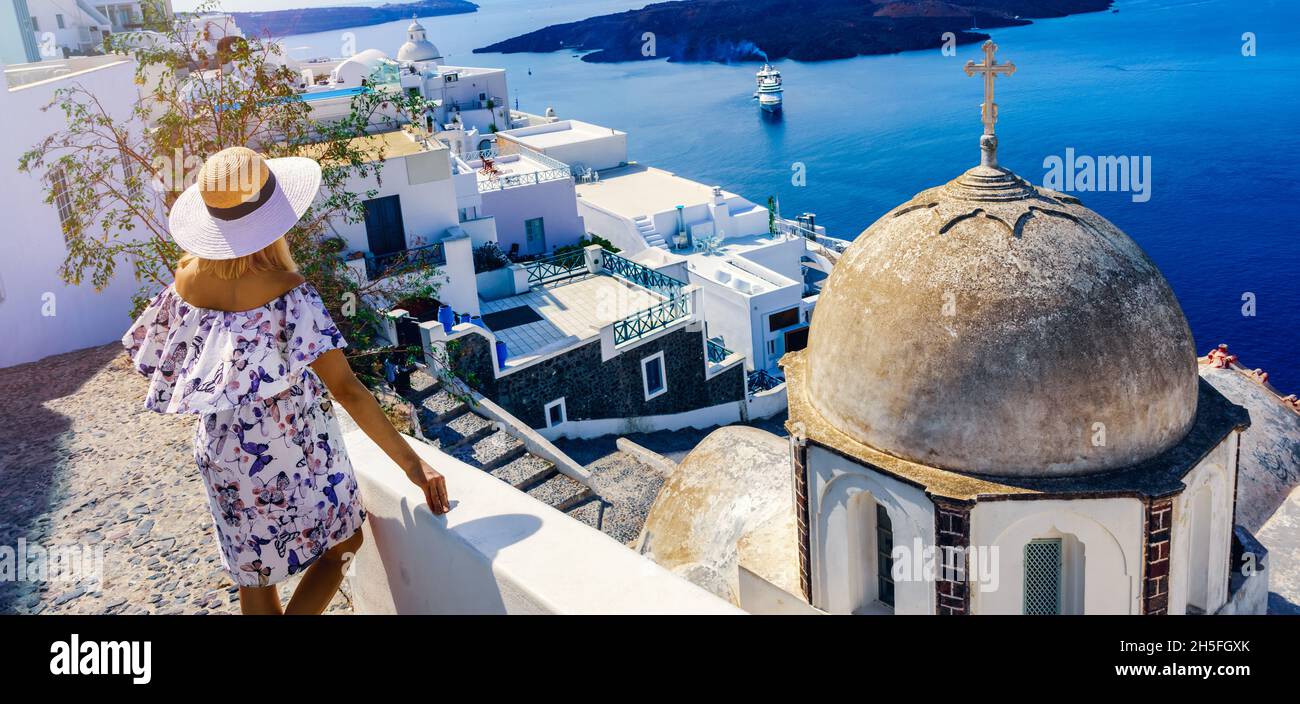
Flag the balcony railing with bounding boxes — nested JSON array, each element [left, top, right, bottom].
[[776, 218, 849, 253], [613, 296, 691, 345], [747, 369, 785, 394], [465, 145, 573, 193], [448, 96, 505, 112], [478, 168, 572, 192], [706, 338, 732, 364], [523, 249, 588, 286], [462, 147, 499, 162], [365, 242, 446, 280], [601, 251, 685, 299]]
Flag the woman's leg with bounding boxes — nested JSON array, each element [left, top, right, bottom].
[[238, 585, 284, 615], [284, 529, 365, 615]]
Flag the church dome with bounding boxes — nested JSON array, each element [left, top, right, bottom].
[[639, 426, 799, 604], [803, 164, 1198, 477], [397, 17, 441, 63]]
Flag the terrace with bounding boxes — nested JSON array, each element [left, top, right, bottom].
[[458, 146, 572, 193], [476, 248, 693, 367]]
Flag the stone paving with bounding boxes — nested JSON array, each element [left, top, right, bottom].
[[0, 344, 350, 615]]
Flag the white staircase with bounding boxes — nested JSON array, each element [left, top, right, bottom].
[[633, 215, 668, 250]]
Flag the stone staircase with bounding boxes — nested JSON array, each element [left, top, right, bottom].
[[633, 214, 668, 250], [403, 370, 610, 529]]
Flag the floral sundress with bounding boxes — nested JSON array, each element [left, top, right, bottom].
[[123, 282, 365, 588]]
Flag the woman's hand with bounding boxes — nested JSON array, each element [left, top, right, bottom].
[[406, 459, 451, 515], [310, 350, 452, 515]]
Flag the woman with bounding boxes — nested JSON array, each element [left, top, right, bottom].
[[123, 146, 450, 615]]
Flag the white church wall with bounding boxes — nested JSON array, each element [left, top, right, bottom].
[[806, 444, 936, 615], [738, 565, 823, 615], [970, 498, 1144, 615], [1168, 434, 1237, 615]]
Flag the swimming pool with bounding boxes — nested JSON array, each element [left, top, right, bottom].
[[299, 86, 369, 102]]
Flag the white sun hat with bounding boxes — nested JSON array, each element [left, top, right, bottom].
[[168, 146, 322, 260]]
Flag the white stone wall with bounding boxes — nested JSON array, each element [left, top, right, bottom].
[[329, 145, 458, 255], [1168, 435, 1238, 614], [342, 428, 741, 614], [970, 497, 1145, 615], [1, 58, 144, 368], [805, 444, 936, 615]]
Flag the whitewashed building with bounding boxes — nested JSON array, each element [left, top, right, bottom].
[[18, 0, 168, 59], [1, 56, 144, 368], [576, 163, 841, 375]]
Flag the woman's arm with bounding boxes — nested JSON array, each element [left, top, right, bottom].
[[311, 349, 450, 514]]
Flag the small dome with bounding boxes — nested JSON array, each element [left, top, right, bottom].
[[397, 17, 441, 63], [331, 48, 391, 86], [803, 165, 1198, 477], [639, 427, 798, 604]]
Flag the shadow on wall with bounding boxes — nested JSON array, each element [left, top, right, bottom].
[[363, 496, 542, 614], [0, 344, 121, 613]]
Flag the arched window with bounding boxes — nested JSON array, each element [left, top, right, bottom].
[[1185, 487, 1212, 614], [876, 504, 895, 608], [848, 494, 895, 614]]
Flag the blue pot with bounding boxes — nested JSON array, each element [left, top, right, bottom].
[[438, 305, 454, 334], [471, 315, 485, 329], [495, 340, 508, 370]]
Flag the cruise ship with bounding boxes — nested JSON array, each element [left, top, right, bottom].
[[754, 63, 783, 112]]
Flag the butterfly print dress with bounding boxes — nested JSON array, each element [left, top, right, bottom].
[[123, 282, 365, 588]]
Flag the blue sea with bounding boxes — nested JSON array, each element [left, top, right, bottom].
[[280, 0, 1300, 389]]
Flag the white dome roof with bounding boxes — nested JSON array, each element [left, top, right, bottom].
[[802, 165, 1198, 477], [639, 426, 799, 604], [397, 17, 441, 63], [331, 48, 391, 85]]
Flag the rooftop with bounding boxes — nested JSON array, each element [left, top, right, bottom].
[[305, 127, 444, 164], [462, 148, 571, 192], [576, 164, 739, 217], [501, 119, 626, 151], [684, 249, 799, 295], [480, 275, 665, 363]]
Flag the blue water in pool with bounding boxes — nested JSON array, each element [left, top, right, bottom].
[[283, 0, 1300, 389], [300, 85, 368, 101]]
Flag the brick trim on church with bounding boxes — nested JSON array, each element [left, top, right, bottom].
[[1142, 498, 1174, 615], [933, 498, 972, 615], [792, 440, 812, 602]]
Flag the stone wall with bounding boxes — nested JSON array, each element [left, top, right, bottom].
[[450, 328, 746, 429], [1142, 497, 1174, 615], [934, 498, 972, 615]]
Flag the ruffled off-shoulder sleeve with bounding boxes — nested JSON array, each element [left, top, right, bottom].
[[122, 282, 347, 414]]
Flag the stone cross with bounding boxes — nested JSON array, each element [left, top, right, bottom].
[[964, 40, 1015, 167]]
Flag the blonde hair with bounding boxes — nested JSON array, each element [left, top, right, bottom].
[[179, 237, 298, 280]]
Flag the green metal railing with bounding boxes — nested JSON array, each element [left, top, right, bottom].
[[601, 251, 685, 299], [747, 369, 785, 394], [365, 242, 446, 280], [613, 296, 691, 345], [524, 249, 588, 286], [706, 338, 732, 364]]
